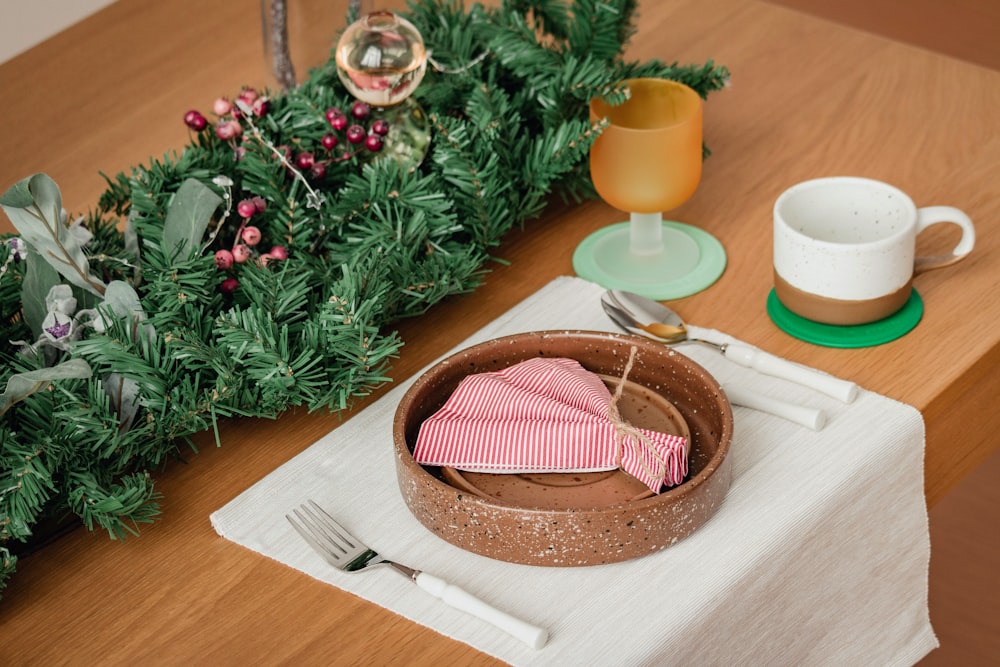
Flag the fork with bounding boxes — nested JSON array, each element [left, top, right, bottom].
[[286, 500, 549, 649]]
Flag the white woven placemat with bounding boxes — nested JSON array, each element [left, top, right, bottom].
[[212, 276, 936, 666]]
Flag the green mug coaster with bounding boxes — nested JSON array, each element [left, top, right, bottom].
[[766, 288, 924, 348]]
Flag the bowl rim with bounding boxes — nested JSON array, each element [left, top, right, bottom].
[[392, 329, 734, 515]]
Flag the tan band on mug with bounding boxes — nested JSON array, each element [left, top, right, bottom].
[[773, 272, 913, 326]]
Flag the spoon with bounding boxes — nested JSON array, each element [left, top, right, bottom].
[[603, 290, 859, 404], [601, 296, 827, 429]]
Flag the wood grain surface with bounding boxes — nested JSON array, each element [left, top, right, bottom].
[[0, 0, 997, 664]]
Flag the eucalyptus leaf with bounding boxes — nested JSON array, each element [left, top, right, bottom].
[[0, 177, 34, 207], [99, 280, 156, 343], [103, 373, 141, 434], [101, 280, 144, 319], [0, 358, 93, 417], [123, 211, 142, 283], [161, 178, 222, 262], [0, 173, 105, 297], [21, 246, 61, 336]]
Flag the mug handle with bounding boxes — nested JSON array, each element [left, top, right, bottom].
[[914, 206, 975, 274]]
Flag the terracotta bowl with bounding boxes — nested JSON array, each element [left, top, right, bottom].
[[392, 330, 734, 566]]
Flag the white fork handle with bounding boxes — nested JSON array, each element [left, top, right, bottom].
[[722, 343, 859, 403], [415, 572, 548, 649], [723, 384, 826, 431]]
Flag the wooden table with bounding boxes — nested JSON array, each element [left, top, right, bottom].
[[1, 0, 997, 663]]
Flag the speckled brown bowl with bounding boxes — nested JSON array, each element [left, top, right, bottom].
[[392, 330, 734, 567]]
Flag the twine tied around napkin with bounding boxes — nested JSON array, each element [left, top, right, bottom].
[[412, 352, 688, 492], [607, 346, 674, 487]]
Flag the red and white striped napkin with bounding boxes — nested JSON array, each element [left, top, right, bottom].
[[412, 357, 688, 493]]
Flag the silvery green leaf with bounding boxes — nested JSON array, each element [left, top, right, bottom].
[[0, 358, 92, 417], [21, 246, 61, 336], [101, 280, 144, 319], [161, 178, 222, 261], [121, 210, 143, 285], [68, 214, 94, 247], [0, 173, 105, 297], [0, 177, 33, 208], [99, 280, 156, 342], [123, 210, 141, 259], [103, 373, 140, 434]]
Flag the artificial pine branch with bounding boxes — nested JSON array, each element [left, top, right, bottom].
[[564, 0, 639, 59]]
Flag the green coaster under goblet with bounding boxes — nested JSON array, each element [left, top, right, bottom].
[[573, 219, 725, 300]]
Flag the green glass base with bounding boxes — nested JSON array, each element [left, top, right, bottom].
[[766, 288, 924, 348], [572, 220, 726, 300]]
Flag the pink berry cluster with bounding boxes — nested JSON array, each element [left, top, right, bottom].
[[213, 195, 289, 294], [183, 87, 268, 142], [288, 101, 388, 180], [185, 91, 389, 182]]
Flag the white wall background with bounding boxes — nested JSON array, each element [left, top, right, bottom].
[[0, 0, 117, 64]]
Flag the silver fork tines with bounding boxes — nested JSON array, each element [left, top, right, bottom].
[[289, 502, 369, 569], [284, 500, 549, 649]]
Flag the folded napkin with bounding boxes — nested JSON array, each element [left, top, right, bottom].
[[413, 356, 688, 492], [211, 276, 937, 666]]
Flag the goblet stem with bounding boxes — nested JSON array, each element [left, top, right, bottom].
[[630, 212, 665, 256]]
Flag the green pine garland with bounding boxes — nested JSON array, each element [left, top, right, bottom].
[[0, 0, 727, 596]]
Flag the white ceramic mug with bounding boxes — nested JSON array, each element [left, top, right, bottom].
[[773, 177, 975, 325]]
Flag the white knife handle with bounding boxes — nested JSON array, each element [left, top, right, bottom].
[[722, 343, 859, 403], [414, 572, 548, 649], [723, 384, 826, 431]]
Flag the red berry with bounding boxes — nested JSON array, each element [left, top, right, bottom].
[[252, 196, 267, 213], [213, 97, 232, 116], [252, 98, 269, 117], [236, 199, 257, 219], [241, 226, 262, 246], [325, 107, 343, 123], [371, 119, 390, 136], [296, 152, 315, 170], [269, 245, 288, 260], [309, 162, 327, 180], [351, 101, 371, 120], [214, 249, 235, 270], [215, 119, 242, 140], [232, 244, 251, 263], [329, 114, 348, 131], [220, 277, 239, 294], [365, 134, 384, 152], [321, 133, 339, 151], [238, 87, 259, 104], [183, 110, 207, 131], [346, 125, 366, 144]]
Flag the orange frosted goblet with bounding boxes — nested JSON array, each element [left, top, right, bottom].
[[574, 78, 726, 299]]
